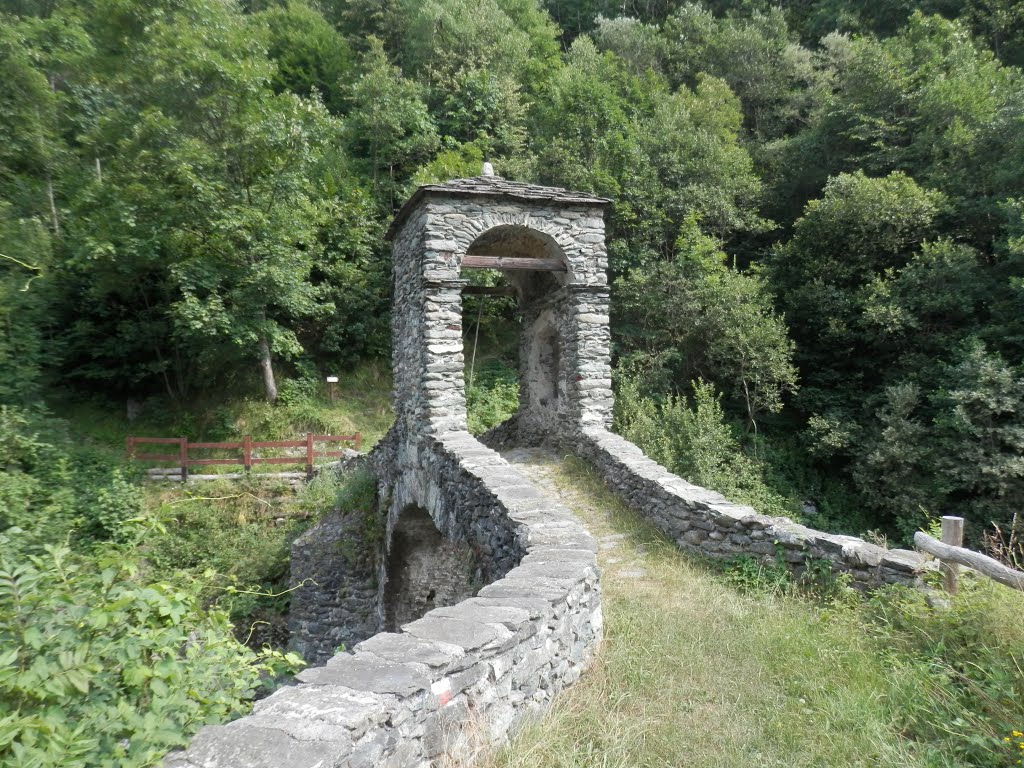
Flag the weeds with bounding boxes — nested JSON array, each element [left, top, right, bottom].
[[985, 513, 1024, 571], [466, 361, 519, 435]]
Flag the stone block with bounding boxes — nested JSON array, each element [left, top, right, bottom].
[[403, 615, 509, 652], [296, 653, 430, 696]]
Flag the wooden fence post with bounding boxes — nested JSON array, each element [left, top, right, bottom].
[[243, 434, 252, 473], [179, 436, 189, 482], [941, 516, 965, 594], [306, 433, 314, 480], [126, 435, 135, 461], [354, 432, 362, 452]]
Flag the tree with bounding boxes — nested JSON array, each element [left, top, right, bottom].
[[55, 0, 357, 401], [399, 0, 560, 84], [932, 341, 1024, 531], [344, 38, 439, 210], [0, 207, 51, 404], [593, 15, 668, 77], [533, 38, 768, 274], [255, 1, 354, 114], [662, 4, 822, 143], [616, 217, 797, 433], [853, 342, 1024, 540], [771, 14, 1024, 247], [769, 170, 944, 415]]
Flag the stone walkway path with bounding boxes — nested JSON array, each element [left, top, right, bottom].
[[502, 447, 652, 586]]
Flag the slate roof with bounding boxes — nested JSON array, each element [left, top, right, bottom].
[[386, 175, 612, 240]]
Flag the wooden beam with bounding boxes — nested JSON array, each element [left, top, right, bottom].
[[914, 530, 1024, 591], [940, 516, 964, 593], [462, 254, 566, 272], [462, 285, 517, 296]]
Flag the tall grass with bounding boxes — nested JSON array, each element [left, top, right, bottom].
[[483, 456, 1024, 768]]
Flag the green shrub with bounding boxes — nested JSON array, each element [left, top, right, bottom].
[[614, 376, 796, 518], [0, 537, 299, 767], [275, 375, 322, 407], [91, 470, 145, 542], [724, 554, 792, 596], [0, 407, 145, 551], [467, 362, 519, 435]]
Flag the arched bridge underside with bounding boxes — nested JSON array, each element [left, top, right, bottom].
[[166, 175, 928, 768]]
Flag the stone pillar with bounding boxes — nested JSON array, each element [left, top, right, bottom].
[[516, 291, 566, 443], [389, 215, 467, 438], [563, 285, 613, 433], [420, 280, 467, 435]]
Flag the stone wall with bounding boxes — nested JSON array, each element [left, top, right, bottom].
[[289, 506, 385, 666], [163, 432, 602, 768], [572, 426, 928, 589]]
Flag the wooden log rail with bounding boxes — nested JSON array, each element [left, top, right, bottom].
[[126, 433, 361, 480], [914, 519, 1024, 592]]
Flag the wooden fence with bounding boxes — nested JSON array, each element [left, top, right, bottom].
[[126, 433, 361, 480], [914, 515, 1024, 593]]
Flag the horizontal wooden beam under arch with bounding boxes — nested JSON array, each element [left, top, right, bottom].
[[461, 254, 566, 272]]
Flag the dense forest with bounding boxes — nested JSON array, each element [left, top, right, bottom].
[[2, 0, 1024, 762], [4, 0, 1022, 541]]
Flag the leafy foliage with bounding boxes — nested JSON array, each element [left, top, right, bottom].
[[615, 377, 795, 518], [616, 217, 796, 431], [0, 538, 295, 767], [466, 362, 520, 435]]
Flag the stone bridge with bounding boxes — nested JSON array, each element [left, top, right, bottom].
[[166, 171, 926, 768]]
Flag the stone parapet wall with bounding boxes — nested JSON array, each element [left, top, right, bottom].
[[573, 427, 928, 589], [163, 431, 602, 768]]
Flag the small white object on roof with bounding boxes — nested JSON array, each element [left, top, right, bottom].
[[481, 161, 495, 177]]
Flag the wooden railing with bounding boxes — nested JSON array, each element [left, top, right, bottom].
[[914, 515, 1024, 593], [126, 433, 361, 480]]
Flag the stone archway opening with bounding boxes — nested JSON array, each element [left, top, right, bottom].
[[462, 225, 570, 441], [382, 504, 479, 632]]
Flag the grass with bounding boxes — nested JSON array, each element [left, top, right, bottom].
[[484, 454, 1024, 768], [233, 359, 394, 448]]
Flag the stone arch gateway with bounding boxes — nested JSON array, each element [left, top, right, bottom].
[[166, 171, 928, 768], [385, 174, 615, 443]]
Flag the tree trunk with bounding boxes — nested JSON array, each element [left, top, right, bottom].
[[46, 173, 60, 237], [258, 336, 278, 404]]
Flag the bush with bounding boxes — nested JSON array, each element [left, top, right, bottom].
[[0, 537, 299, 767], [0, 407, 145, 551], [275, 375, 322, 407], [614, 376, 796, 518], [467, 362, 519, 435]]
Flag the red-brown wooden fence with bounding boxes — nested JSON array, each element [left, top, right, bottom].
[[125, 433, 361, 480]]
